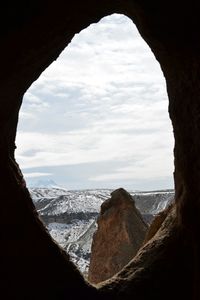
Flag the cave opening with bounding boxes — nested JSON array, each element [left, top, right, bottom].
[[15, 13, 174, 280], [2, 2, 200, 298]]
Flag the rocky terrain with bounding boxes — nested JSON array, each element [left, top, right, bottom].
[[88, 188, 148, 283], [30, 186, 174, 275]]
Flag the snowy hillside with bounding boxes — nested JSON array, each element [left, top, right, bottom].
[[30, 187, 174, 275]]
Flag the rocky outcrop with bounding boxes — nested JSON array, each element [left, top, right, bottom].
[[1, 1, 200, 299], [143, 202, 174, 245], [88, 188, 148, 284], [99, 205, 194, 300]]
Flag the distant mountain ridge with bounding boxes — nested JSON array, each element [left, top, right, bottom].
[[30, 187, 174, 274], [28, 178, 64, 189]]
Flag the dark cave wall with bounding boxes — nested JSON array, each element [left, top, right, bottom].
[[0, 1, 200, 299]]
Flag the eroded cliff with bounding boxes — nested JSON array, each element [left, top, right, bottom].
[[88, 188, 148, 283], [0, 1, 200, 299]]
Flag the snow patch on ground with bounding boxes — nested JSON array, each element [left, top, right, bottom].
[[30, 188, 174, 275]]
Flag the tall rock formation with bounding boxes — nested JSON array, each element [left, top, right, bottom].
[[88, 188, 148, 284]]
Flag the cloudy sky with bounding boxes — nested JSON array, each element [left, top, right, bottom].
[[16, 14, 174, 191]]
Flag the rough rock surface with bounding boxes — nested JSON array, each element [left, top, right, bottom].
[[99, 205, 194, 300], [1, 1, 200, 299], [88, 188, 148, 283], [143, 202, 174, 245]]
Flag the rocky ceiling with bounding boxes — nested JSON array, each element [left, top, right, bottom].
[[0, 1, 200, 299]]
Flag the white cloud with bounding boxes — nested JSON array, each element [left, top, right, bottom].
[[23, 172, 52, 178], [90, 151, 173, 182], [16, 14, 174, 189]]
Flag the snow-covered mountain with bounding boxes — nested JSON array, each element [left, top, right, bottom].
[[30, 187, 174, 275], [133, 190, 174, 215], [28, 178, 64, 189]]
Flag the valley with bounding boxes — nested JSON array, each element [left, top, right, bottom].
[[30, 187, 174, 275]]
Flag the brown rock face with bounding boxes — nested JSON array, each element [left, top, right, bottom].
[[143, 202, 174, 245], [1, 1, 200, 299], [88, 188, 148, 284]]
